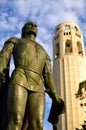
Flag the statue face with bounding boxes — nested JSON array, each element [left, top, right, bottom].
[[24, 21, 38, 37]]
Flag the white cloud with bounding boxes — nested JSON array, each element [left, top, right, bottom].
[[37, 26, 52, 42], [1, 0, 86, 36]]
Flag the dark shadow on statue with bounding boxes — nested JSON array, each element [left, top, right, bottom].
[[48, 98, 65, 130]]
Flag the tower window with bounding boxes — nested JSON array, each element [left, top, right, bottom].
[[77, 41, 83, 55], [55, 43, 59, 59], [66, 32, 68, 35], [55, 27, 60, 33], [65, 40, 72, 53], [64, 32, 71, 35], [56, 27, 60, 32], [54, 34, 59, 40], [64, 25, 70, 30], [69, 32, 71, 35], [74, 26, 79, 31]]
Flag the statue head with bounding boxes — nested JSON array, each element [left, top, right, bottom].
[[21, 21, 38, 38]]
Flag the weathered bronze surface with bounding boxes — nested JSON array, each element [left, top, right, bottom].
[[0, 21, 65, 130]]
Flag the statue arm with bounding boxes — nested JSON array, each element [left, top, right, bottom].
[[43, 55, 61, 101], [0, 37, 17, 129], [43, 55, 65, 125], [0, 37, 17, 74]]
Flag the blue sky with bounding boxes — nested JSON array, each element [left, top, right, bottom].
[[0, 0, 86, 129]]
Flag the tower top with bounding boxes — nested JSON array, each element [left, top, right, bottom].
[[54, 21, 81, 34], [53, 21, 85, 59]]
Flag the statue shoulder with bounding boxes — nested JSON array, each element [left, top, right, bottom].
[[36, 42, 51, 60], [5, 37, 18, 45], [46, 54, 51, 61]]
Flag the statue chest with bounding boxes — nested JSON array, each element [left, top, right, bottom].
[[13, 40, 46, 67]]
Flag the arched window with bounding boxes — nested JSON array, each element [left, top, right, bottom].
[[77, 42, 83, 55], [74, 26, 79, 31], [64, 25, 70, 30], [55, 43, 59, 59], [56, 27, 60, 32], [65, 40, 72, 53], [55, 27, 60, 33]]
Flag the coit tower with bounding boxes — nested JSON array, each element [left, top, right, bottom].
[[53, 22, 86, 130]]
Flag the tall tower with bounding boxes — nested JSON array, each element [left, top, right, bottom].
[[53, 22, 86, 130]]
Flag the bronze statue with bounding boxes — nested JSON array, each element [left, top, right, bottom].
[[0, 21, 65, 130]]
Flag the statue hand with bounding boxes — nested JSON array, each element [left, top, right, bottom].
[[53, 93, 66, 114], [46, 90, 63, 103], [52, 93, 63, 104]]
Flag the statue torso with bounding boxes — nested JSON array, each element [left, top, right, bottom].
[[11, 38, 49, 91], [13, 38, 47, 75]]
